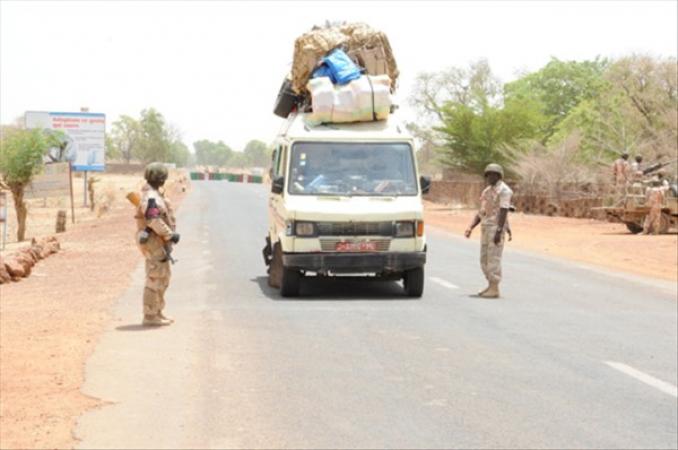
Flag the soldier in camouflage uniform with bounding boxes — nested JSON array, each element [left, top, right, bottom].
[[465, 163, 513, 298], [613, 153, 630, 185], [643, 179, 669, 235], [136, 163, 180, 326]]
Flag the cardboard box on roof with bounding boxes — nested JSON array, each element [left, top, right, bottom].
[[340, 23, 399, 83], [349, 46, 389, 78]]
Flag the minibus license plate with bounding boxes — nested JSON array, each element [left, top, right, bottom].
[[336, 241, 376, 252]]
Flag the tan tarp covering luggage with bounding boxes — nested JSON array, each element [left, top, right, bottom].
[[291, 22, 399, 95]]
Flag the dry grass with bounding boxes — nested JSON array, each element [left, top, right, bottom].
[[511, 133, 607, 198]]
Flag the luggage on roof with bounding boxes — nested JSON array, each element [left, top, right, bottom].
[[306, 75, 392, 125], [291, 22, 399, 95]]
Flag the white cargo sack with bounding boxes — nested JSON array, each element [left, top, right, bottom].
[[307, 75, 392, 125]]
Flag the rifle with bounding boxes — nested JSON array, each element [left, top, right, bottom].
[[126, 192, 177, 264], [642, 158, 677, 175]]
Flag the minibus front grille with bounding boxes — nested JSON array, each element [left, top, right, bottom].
[[316, 221, 393, 237]]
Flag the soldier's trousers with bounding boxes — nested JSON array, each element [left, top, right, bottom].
[[143, 258, 171, 317], [643, 207, 662, 235], [480, 224, 505, 284]]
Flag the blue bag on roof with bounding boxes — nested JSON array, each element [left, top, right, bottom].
[[312, 64, 332, 80], [312, 48, 362, 85]]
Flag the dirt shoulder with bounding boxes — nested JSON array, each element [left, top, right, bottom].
[[0, 174, 187, 450], [425, 201, 678, 282]]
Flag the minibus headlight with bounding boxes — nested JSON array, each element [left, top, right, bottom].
[[295, 221, 316, 237], [394, 221, 415, 238]]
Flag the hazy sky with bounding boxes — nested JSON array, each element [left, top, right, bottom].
[[1, 1, 676, 152]]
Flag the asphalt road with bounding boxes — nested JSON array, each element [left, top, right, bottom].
[[76, 182, 677, 449]]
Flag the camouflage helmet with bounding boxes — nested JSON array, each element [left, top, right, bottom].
[[484, 163, 504, 178], [144, 162, 168, 185]]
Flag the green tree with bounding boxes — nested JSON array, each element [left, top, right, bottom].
[[410, 59, 502, 122], [242, 140, 269, 167], [136, 108, 173, 163], [228, 151, 247, 169], [193, 140, 232, 166], [435, 96, 546, 174], [110, 115, 141, 163], [551, 55, 677, 162], [411, 60, 545, 174], [0, 128, 58, 241], [504, 58, 608, 141], [104, 132, 119, 159], [169, 141, 191, 167]]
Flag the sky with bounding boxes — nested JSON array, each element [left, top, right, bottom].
[[1, 0, 677, 152]]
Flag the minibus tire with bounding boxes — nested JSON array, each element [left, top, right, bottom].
[[280, 267, 301, 297], [268, 244, 283, 288], [404, 267, 424, 298]]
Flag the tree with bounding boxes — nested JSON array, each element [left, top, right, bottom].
[[511, 133, 601, 198], [551, 55, 677, 162], [193, 140, 233, 166], [410, 59, 501, 123], [110, 115, 141, 163], [136, 108, 172, 163], [435, 96, 546, 174], [411, 60, 545, 174], [504, 58, 608, 141], [169, 141, 191, 167], [242, 140, 269, 167], [0, 128, 57, 241], [405, 122, 445, 176], [104, 132, 119, 159], [228, 151, 247, 169]]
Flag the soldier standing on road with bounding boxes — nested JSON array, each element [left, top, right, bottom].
[[464, 163, 513, 299], [135, 163, 180, 326]]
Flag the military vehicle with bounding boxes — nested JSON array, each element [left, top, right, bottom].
[[594, 160, 677, 234]]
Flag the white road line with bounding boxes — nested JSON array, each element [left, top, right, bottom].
[[605, 361, 678, 398], [429, 277, 459, 290]]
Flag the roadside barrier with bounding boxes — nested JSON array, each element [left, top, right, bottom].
[[189, 172, 263, 184]]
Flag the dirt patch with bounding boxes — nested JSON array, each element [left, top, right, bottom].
[[425, 201, 678, 282], [0, 173, 188, 450]]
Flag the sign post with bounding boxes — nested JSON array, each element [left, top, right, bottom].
[[68, 162, 75, 223], [83, 171, 88, 207]]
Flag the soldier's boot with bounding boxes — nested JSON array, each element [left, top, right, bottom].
[[142, 315, 171, 326], [158, 311, 174, 323], [479, 282, 500, 298], [477, 284, 491, 296]]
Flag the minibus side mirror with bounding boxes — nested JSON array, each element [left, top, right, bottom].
[[420, 176, 431, 195], [272, 176, 285, 194]]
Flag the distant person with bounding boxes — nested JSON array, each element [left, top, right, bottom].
[[464, 163, 513, 299], [613, 152, 630, 185], [656, 171, 670, 188], [135, 163, 180, 326], [631, 155, 643, 181]]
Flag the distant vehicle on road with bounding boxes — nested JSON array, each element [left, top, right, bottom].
[[262, 113, 430, 297]]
